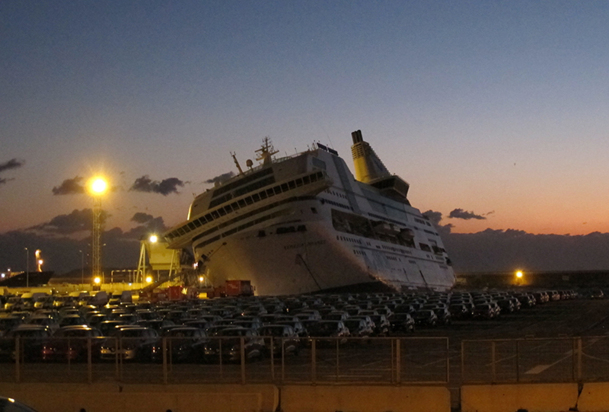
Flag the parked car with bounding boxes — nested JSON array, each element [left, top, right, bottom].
[[42, 326, 104, 362], [99, 327, 161, 362], [204, 327, 265, 362], [0, 325, 52, 362], [258, 324, 301, 356], [163, 327, 208, 363], [412, 310, 438, 327], [388, 313, 415, 334]]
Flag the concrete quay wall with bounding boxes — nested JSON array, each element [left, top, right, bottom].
[[0, 383, 451, 412]]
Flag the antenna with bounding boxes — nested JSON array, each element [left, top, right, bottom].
[[230, 151, 244, 175]]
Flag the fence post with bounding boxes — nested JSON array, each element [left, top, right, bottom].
[[269, 337, 275, 381], [240, 336, 246, 384], [336, 339, 340, 382], [15, 336, 20, 383], [446, 337, 450, 383], [87, 337, 93, 384], [162, 337, 168, 384], [577, 337, 582, 382], [461, 340, 465, 383], [395, 338, 401, 384], [311, 339, 316, 383], [516, 340, 520, 383], [491, 341, 496, 382]]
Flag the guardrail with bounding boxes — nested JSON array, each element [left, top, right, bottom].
[[0, 336, 449, 385], [461, 336, 609, 383]]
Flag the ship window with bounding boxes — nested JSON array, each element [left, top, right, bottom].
[[205, 213, 212, 222], [187, 222, 196, 231], [177, 228, 186, 236], [274, 186, 282, 195], [259, 191, 267, 200], [217, 208, 226, 217], [311, 207, 317, 214], [296, 178, 303, 187], [289, 181, 296, 189], [193, 219, 202, 227], [258, 230, 266, 237], [252, 193, 260, 202], [312, 157, 326, 170], [310, 173, 318, 182], [297, 225, 306, 232], [281, 183, 289, 192], [211, 211, 220, 219], [245, 197, 254, 205], [238, 199, 246, 208], [266, 188, 275, 197], [419, 243, 432, 252], [224, 205, 233, 213], [303, 175, 310, 184]]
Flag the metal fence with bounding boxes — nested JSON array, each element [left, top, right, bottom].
[[0, 336, 449, 385], [461, 336, 609, 383]]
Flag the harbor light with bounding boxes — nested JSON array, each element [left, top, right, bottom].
[[146, 276, 153, 284], [199, 276, 204, 283], [149, 234, 158, 243], [90, 177, 108, 195], [93, 276, 101, 285], [516, 270, 523, 279]]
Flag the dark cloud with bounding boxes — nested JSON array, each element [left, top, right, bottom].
[[0, 158, 25, 185], [443, 229, 609, 273], [129, 176, 185, 195], [0, 158, 25, 173], [448, 208, 486, 220], [52, 176, 86, 195], [205, 171, 234, 185], [124, 216, 168, 239], [30, 209, 108, 234], [130, 212, 154, 224]]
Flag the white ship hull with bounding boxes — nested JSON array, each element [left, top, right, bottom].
[[165, 132, 456, 295]]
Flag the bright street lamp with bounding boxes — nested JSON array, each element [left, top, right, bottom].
[[89, 176, 108, 285]]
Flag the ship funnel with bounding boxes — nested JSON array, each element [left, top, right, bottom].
[[351, 130, 391, 184]]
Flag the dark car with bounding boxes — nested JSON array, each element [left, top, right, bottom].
[[0, 316, 23, 337], [0, 396, 39, 412], [0, 325, 52, 362], [259, 324, 301, 356], [42, 326, 104, 362], [164, 327, 208, 363], [99, 327, 161, 362], [388, 313, 415, 334], [204, 327, 265, 362], [473, 303, 495, 320], [412, 310, 438, 327], [344, 318, 373, 338], [306, 320, 350, 344]]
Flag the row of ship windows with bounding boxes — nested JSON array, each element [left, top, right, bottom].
[[189, 196, 315, 248], [193, 209, 293, 250], [337, 235, 363, 245], [320, 198, 352, 211], [167, 171, 325, 241]]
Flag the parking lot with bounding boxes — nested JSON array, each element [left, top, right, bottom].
[[2, 288, 609, 388]]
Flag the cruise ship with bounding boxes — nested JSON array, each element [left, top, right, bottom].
[[164, 130, 455, 295]]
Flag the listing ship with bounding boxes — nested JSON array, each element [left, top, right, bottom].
[[164, 130, 455, 295]]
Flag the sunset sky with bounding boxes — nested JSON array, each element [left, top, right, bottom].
[[2, 1, 609, 273]]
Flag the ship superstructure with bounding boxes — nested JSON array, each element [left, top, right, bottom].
[[164, 131, 455, 295]]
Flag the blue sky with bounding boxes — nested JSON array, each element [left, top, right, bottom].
[[2, 1, 609, 273]]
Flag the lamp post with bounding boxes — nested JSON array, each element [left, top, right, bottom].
[[24, 247, 29, 287], [79, 250, 84, 285], [90, 177, 108, 286]]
